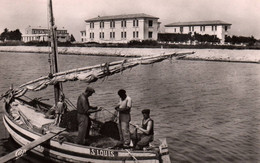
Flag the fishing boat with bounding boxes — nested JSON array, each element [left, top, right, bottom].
[[0, 1, 194, 162]]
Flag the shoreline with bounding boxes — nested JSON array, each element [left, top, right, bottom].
[[0, 46, 260, 63]]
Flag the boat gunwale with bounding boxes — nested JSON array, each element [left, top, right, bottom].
[[2, 98, 162, 160]]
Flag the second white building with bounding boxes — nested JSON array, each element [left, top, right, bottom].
[[164, 20, 232, 44]]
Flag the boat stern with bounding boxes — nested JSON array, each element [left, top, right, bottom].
[[159, 138, 171, 163]]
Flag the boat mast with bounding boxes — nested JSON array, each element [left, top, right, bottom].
[[48, 0, 60, 104]]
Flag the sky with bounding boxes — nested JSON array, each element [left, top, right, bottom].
[[0, 0, 260, 41]]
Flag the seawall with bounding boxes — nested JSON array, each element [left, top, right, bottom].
[[0, 46, 260, 63], [0, 46, 179, 57]]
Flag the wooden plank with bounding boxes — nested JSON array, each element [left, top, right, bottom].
[[0, 128, 65, 163]]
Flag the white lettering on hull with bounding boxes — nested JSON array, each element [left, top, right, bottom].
[[90, 148, 117, 157]]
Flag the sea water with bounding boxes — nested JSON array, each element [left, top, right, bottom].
[[1, 50, 260, 163]]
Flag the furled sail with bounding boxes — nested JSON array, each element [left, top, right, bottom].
[[0, 52, 194, 99]]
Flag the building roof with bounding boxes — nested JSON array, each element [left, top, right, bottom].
[[85, 13, 159, 22], [26, 26, 67, 31], [165, 20, 232, 27]]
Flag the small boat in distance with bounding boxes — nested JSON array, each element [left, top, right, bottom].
[[0, 0, 194, 162]]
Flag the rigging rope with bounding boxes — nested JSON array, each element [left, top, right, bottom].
[[125, 149, 139, 163]]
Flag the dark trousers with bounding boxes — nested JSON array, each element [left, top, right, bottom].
[[131, 130, 153, 149], [76, 114, 91, 145]]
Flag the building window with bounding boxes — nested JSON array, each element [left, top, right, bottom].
[[148, 32, 153, 38], [133, 31, 139, 38], [200, 26, 205, 31], [99, 32, 104, 39], [133, 19, 139, 27], [110, 21, 115, 28], [215, 26, 217, 31], [189, 26, 194, 31], [180, 27, 183, 33], [174, 28, 176, 32], [90, 32, 94, 39], [225, 26, 228, 31], [149, 20, 153, 27], [110, 32, 115, 39], [212, 25, 217, 31], [100, 21, 104, 28], [90, 22, 94, 29], [121, 20, 126, 28], [121, 32, 126, 39]]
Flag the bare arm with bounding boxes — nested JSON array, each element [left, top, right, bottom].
[[88, 107, 102, 113], [116, 97, 132, 112], [136, 120, 152, 135]]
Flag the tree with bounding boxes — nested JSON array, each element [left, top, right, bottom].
[[0, 28, 22, 41], [225, 35, 256, 45], [70, 34, 75, 42], [0, 28, 9, 41], [10, 29, 22, 40]]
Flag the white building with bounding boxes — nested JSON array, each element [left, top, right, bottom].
[[164, 20, 232, 44], [80, 30, 87, 42], [82, 13, 160, 43], [22, 26, 70, 43]]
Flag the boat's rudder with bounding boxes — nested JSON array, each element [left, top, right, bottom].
[[159, 138, 171, 163]]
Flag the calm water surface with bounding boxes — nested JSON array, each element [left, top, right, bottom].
[[1, 51, 260, 163]]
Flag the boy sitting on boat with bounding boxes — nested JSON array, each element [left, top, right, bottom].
[[54, 94, 67, 126], [44, 94, 67, 126]]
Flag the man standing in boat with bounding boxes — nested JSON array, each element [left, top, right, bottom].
[[132, 109, 154, 150], [76, 87, 101, 145], [115, 89, 132, 148]]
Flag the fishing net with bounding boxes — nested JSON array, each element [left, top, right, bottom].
[[90, 109, 117, 124], [59, 110, 78, 131], [60, 109, 120, 140], [89, 109, 119, 139]]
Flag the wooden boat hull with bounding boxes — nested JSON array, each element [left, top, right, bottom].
[[2, 101, 170, 163]]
